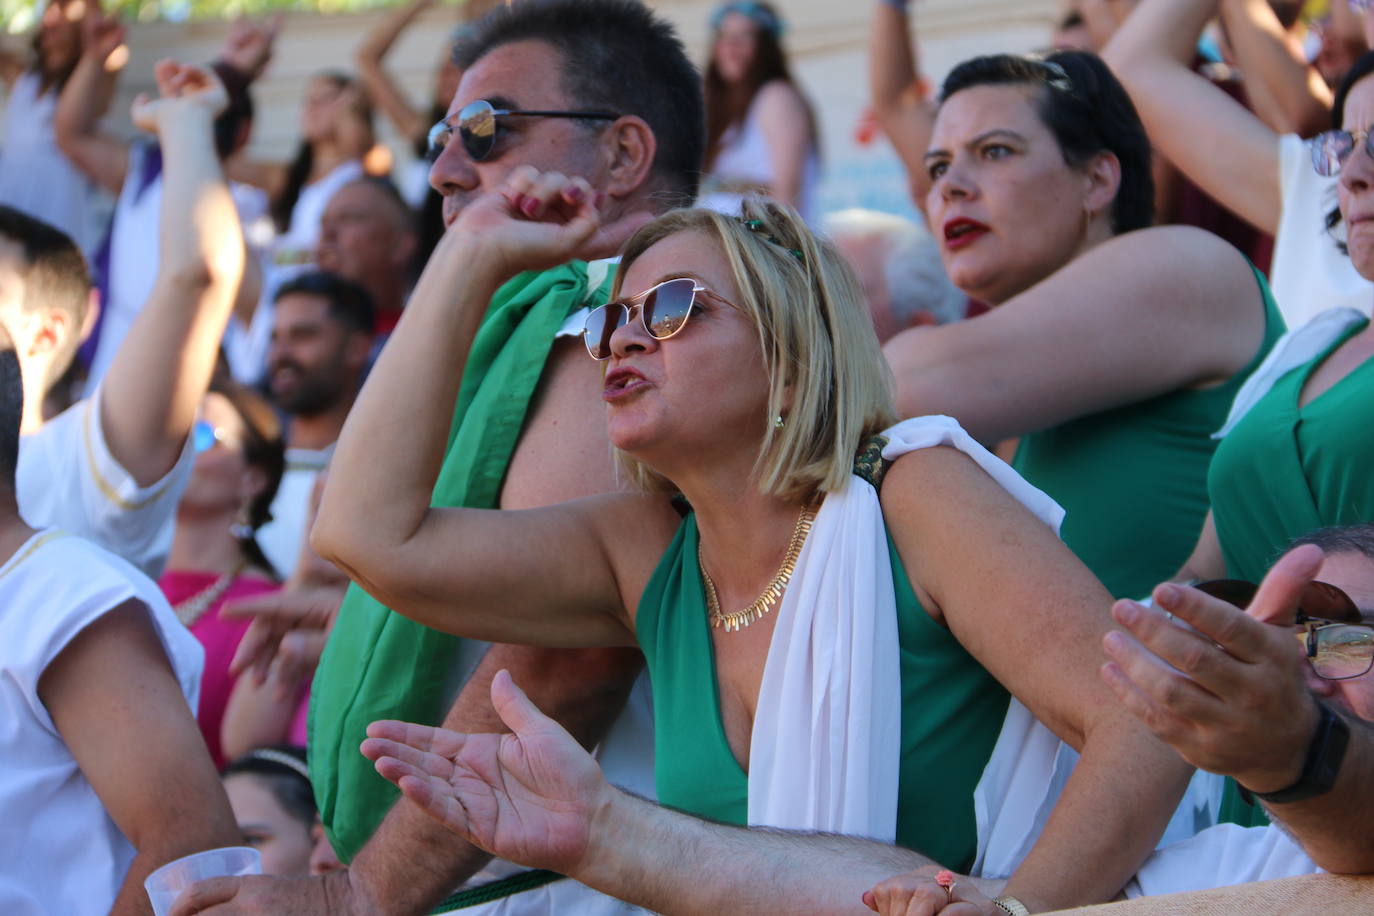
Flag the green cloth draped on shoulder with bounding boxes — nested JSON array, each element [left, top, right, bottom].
[[636, 513, 1008, 870], [309, 262, 615, 862], [1209, 316, 1374, 829], [1012, 263, 1285, 600]]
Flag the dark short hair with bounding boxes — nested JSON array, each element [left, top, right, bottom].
[[273, 270, 376, 336], [222, 745, 315, 828], [453, 0, 704, 207], [940, 51, 1154, 235], [1290, 524, 1374, 565], [0, 334, 20, 493], [0, 206, 90, 384]]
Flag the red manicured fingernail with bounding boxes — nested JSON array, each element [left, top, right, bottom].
[[565, 185, 584, 203], [522, 197, 540, 217]]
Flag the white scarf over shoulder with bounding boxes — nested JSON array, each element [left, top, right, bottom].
[[746, 415, 1065, 845]]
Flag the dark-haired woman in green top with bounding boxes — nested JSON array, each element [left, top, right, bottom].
[[879, 47, 1283, 602], [1169, 52, 1374, 831]]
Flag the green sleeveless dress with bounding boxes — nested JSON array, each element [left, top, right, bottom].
[[1211, 317, 1373, 582], [635, 513, 1010, 870], [1012, 265, 1285, 600], [1208, 316, 1374, 828]]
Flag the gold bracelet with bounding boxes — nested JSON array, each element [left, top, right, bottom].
[[993, 896, 1031, 916]]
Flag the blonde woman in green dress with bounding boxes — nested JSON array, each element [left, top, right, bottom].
[[297, 158, 1194, 915]]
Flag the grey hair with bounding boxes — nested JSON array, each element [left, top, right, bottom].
[[1290, 524, 1374, 564], [820, 209, 965, 326]]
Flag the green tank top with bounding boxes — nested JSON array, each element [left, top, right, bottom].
[[1211, 317, 1373, 582], [1012, 265, 1284, 600], [635, 512, 1010, 870], [1209, 316, 1374, 829]]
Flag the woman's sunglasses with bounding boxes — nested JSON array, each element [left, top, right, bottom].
[[192, 419, 228, 454], [426, 99, 620, 163], [1309, 128, 1374, 177], [1194, 579, 1374, 680], [581, 277, 727, 361]]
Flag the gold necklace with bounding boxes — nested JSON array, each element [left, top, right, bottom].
[[173, 562, 247, 628], [700, 504, 816, 632]]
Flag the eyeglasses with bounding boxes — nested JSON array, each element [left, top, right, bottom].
[[426, 99, 620, 163], [1309, 128, 1374, 177], [192, 419, 228, 454], [1193, 579, 1374, 680], [581, 278, 727, 361]]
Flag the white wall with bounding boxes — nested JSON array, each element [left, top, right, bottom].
[[14, 0, 1062, 220]]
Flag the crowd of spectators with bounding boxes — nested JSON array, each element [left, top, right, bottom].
[[2, 0, 1374, 914]]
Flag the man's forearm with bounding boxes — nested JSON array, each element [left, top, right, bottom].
[[1266, 712, 1374, 873], [349, 643, 645, 913], [575, 789, 931, 915]]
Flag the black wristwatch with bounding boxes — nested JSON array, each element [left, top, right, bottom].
[[1239, 701, 1350, 806]]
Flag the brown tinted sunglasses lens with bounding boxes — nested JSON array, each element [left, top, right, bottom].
[[1192, 579, 1359, 622]]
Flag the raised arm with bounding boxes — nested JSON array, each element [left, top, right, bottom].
[[53, 10, 130, 196], [869, 1, 936, 207], [99, 61, 245, 487], [356, 0, 435, 143], [883, 226, 1267, 443], [40, 601, 241, 915], [1219, 0, 1331, 137], [887, 446, 1192, 910], [1103, 0, 1283, 232], [312, 172, 652, 648]]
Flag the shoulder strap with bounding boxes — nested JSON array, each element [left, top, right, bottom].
[[853, 434, 891, 490]]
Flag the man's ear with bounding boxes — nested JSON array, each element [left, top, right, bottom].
[[31, 307, 73, 358], [599, 115, 657, 200]]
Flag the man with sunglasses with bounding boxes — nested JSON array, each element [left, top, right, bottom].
[[1103, 524, 1374, 889], [179, 2, 704, 915]]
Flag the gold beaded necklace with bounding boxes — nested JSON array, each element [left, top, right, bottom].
[[700, 504, 816, 632]]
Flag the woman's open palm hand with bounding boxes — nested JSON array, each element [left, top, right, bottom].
[[361, 669, 613, 875]]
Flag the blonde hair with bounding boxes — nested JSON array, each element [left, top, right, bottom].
[[613, 199, 896, 501]]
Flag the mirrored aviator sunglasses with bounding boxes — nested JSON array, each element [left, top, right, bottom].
[[581, 278, 702, 360], [1193, 579, 1374, 680], [427, 99, 620, 163]]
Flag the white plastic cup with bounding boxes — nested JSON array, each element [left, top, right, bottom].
[[144, 846, 261, 916]]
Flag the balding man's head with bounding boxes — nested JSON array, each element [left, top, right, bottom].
[[315, 179, 418, 311]]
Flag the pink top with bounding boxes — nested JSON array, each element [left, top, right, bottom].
[[159, 572, 281, 768]]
